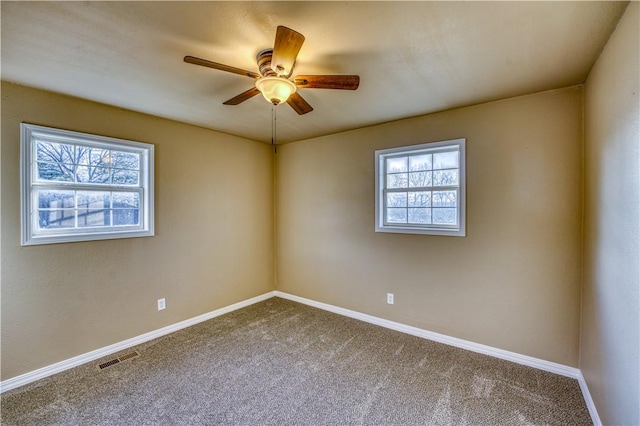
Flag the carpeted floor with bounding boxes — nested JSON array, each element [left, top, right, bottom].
[[1, 297, 592, 425]]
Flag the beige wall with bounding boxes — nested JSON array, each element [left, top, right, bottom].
[[0, 82, 274, 380], [582, 3, 639, 425], [276, 87, 583, 366]]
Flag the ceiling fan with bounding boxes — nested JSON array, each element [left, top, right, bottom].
[[184, 26, 360, 115]]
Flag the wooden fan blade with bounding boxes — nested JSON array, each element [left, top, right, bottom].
[[184, 56, 260, 79], [286, 92, 313, 115], [294, 75, 360, 90], [223, 87, 261, 105], [271, 26, 305, 77]]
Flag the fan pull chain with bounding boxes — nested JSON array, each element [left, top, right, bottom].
[[271, 105, 277, 154]]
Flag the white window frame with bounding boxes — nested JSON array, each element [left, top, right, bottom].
[[20, 123, 155, 245], [375, 138, 466, 236]]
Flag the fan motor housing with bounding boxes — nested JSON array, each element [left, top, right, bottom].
[[257, 49, 277, 77]]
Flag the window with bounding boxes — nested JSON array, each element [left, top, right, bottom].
[[21, 123, 154, 245], [375, 138, 466, 236]]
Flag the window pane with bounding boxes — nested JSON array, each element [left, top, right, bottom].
[[111, 151, 140, 169], [112, 169, 139, 185], [433, 208, 457, 225], [387, 192, 407, 207], [387, 173, 408, 189], [113, 209, 139, 226], [91, 149, 110, 166], [74, 165, 110, 184], [408, 172, 432, 188], [409, 154, 432, 171], [36, 141, 74, 164], [77, 191, 110, 209], [77, 148, 110, 166], [408, 208, 431, 224], [78, 208, 110, 227], [113, 192, 140, 208], [38, 209, 75, 229], [386, 157, 408, 173], [387, 208, 407, 223], [433, 191, 457, 207], [433, 170, 459, 186], [37, 162, 74, 182], [38, 190, 75, 209], [408, 191, 431, 207], [76, 147, 89, 165], [433, 151, 458, 170], [77, 191, 110, 227]]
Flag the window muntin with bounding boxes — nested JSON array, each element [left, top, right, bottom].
[[375, 139, 465, 236], [21, 124, 154, 245]]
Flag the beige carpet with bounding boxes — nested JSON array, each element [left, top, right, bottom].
[[1, 297, 592, 425]]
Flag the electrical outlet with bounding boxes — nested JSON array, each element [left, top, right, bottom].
[[157, 298, 166, 311], [387, 293, 394, 305]]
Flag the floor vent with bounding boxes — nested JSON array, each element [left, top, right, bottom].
[[97, 351, 140, 370]]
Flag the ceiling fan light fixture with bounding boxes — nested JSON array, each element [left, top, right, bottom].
[[255, 76, 296, 105]]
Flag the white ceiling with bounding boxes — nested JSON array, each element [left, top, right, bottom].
[[1, 1, 628, 143]]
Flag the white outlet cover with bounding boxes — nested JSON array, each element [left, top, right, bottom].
[[387, 293, 394, 304], [157, 298, 166, 310]]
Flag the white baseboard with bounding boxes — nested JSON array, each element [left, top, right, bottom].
[[577, 370, 602, 426], [274, 291, 580, 378], [0, 291, 276, 393]]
